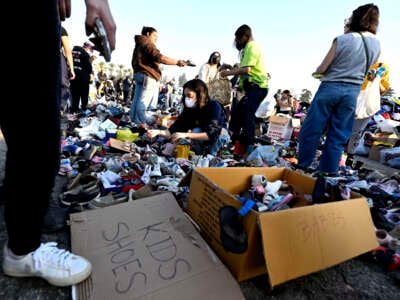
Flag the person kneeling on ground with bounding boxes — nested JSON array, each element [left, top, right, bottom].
[[147, 79, 231, 156]]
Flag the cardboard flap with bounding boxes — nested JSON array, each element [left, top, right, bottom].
[[70, 192, 244, 300], [257, 198, 378, 288]]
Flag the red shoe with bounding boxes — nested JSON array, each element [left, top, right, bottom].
[[233, 141, 246, 157], [387, 254, 400, 272]]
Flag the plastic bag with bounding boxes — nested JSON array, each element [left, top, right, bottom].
[[355, 75, 381, 119], [255, 97, 276, 118]]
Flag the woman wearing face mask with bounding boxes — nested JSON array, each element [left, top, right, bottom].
[[147, 79, 231, 156], [198, 51, 221, 84]]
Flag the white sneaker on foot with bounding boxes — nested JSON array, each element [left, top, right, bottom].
[[2, 242, 92, 287]]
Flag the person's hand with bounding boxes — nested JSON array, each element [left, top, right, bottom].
[[69, 69, 76, 80], [177, 60, 187, 67], [220, 70, 230, 78], [84, 0, 116, 51], [58, 0, 71, 21], [147, 129, 161, 138], [171, 132, 188, 142]]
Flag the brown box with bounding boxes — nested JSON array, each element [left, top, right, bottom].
[[186, 167, 378, 287]]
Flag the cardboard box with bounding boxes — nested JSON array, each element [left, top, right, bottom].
[[70, 193, 244, 300], [266, 115, 293, 140], [186, 167, 378, 287]]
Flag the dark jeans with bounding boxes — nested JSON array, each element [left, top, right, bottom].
[[229, 86, 268, 146], [70, 80, 90, 113], [0, 0, 61, 255]]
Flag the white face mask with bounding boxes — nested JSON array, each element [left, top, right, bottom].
[[185, 97, 197, 108]]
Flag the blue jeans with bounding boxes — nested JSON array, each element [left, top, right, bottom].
[[130, 72, 158, 124], [297, 82, 361, 173], [191, 127, 231, 156]]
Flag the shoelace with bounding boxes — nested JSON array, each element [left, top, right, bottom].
[[32, 242, 71, 271]]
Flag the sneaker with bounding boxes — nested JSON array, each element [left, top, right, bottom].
[[150, 163, 162, 177], [2, 242, 92, 287]]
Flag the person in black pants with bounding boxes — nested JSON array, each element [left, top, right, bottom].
[[221, 25, 269, 157], [70, 41, 95, 113], [0, 0, 116, 287]]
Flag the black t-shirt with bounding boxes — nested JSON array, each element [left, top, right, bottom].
[[169, 99, 227, 144], [72, 46, 93, 82]]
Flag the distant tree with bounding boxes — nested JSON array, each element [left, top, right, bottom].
[[178, 73, 188, 86], [299, 89, 312, 103]]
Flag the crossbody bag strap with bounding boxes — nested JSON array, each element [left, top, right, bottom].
[[358, 32, 370, 76]]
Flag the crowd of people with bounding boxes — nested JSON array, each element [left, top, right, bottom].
[[1, 1, 398, 293]]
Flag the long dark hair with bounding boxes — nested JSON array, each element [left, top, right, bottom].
[[234, 24, 253, 51], [181, 79, 210, 109], [348, 3, 379, 34]]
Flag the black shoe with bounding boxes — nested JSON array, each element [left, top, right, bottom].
[[60, 191, 98, 207]]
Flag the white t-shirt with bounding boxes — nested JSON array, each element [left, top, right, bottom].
[[198, 63, 218, 83]]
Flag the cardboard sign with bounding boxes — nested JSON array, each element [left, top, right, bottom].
[[70, 193, 244, 300]]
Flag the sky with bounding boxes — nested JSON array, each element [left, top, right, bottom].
[[63, 0, 399, 98]]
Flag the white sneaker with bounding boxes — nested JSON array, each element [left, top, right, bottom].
[[150, 163, 162, 177], [2, 242, 92, 287], [141, 165, 152, 184]]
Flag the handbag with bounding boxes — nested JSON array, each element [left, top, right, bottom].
[[354, 32, 380, 119], [354, 76, 381, 119]]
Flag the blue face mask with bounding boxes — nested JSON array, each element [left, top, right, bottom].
[[185, 97, 197, 108]]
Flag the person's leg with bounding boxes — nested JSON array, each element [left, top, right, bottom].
[[240, 87, 268, 148], [130, 73, 144, 122], [229, 96, 245, 142], [189, 127, 204, 155], [208, 129, 231, 156], [318, 83, 360, 173], [346, 117, 371, 155], [69, 80, 80, 113], [135, 76, 158, 123], [1, 0, 61, 256], [80, 81, 90, 111], [297, 83, 335, 169]]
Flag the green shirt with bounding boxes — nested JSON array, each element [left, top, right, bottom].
[[239, 40, 268, 89]]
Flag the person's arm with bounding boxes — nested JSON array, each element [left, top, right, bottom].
[[315, 40, 337, 74], [58, 0, 116, 52], [160, 55, 186, 67], [84, 0, 116, 51], [172, 131, 208, 142], [147, 129, 171, 139], [220, 65, 250, 77], [61, 35, 75, 79]]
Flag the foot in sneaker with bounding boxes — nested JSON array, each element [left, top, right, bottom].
[[2, 242, 92, 287]]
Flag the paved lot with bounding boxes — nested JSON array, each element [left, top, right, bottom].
[[0, 130, 399, 299]]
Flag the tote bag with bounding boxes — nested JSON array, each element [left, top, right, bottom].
[[355, 75, 381, 119]]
